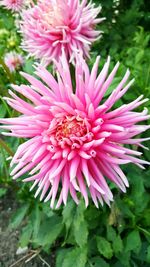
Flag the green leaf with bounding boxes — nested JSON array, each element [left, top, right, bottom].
[[9, 204, 29, 229], [112, 235, 123, 254], [0, 188, 7, 198], [42, 203, 55, 218], [87, 237, 97, 257], [73, 201, 88, 247], [56, 249, 72, 267], [31, 204, 41, 239], [125, 230, 141, 254], [97, 237, 113, 259], [147, 246, 150, 263], [107, 226, 116, 242], [74, 220, 88, 247], [117, 251, 131, 267], [60, 246, 87, 267], [0, 104, 6, 117], [85, 205, 101, 229], [63, 200, 88, 247], [19, 222, 33, 247], [90, 257, 110, 267], [63, 199, 75, 231], [33, 214, 63, 247], [135, 49, 144, 64], [23, 58, 35, 74]]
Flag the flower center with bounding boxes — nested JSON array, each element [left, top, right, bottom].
[[42, 1, 68, 29], [56, 116, 88, 139], [47, 115, 92, 150]]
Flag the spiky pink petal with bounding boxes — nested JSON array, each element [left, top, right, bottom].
[[0, 53, 149, 208], [0, 0, 23, 11], [20, 0, 103, 64]]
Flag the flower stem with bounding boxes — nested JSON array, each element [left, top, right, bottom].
[[0, 58, 15, 84], [0, 137, 14, 156]]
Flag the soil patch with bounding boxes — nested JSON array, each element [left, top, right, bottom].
[[0, 189, 53, 267]]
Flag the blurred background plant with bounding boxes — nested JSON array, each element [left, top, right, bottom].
[[0, 0, 150, 266]]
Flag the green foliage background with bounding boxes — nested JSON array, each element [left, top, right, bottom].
[[0, 0, 150, 266]]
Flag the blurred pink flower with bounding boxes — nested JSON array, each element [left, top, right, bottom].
[[20, 0, 103, 64], [0, 0, 24, 11], [4, 51, 24, 72], [0, 52, 150, 208]]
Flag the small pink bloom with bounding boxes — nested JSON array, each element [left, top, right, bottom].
[[0, 53, 150, 208], [20, 0, 103, 64], [0, 0, 24, 11], [4, 51, 24, 72]]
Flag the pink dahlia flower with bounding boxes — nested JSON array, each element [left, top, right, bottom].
[[0, 53, 150, 208], [20, 0, 103, 64], [4, 52, 24, 72], [0, 0, 24, 11]]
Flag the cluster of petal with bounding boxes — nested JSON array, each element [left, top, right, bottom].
[[4, 51, 24, 72], [0, 0, 24, 11], [20, 0, 103, 64], [0, 53, 150, 208]]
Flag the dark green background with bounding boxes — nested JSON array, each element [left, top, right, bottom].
[[0, 0, 150, 266]]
